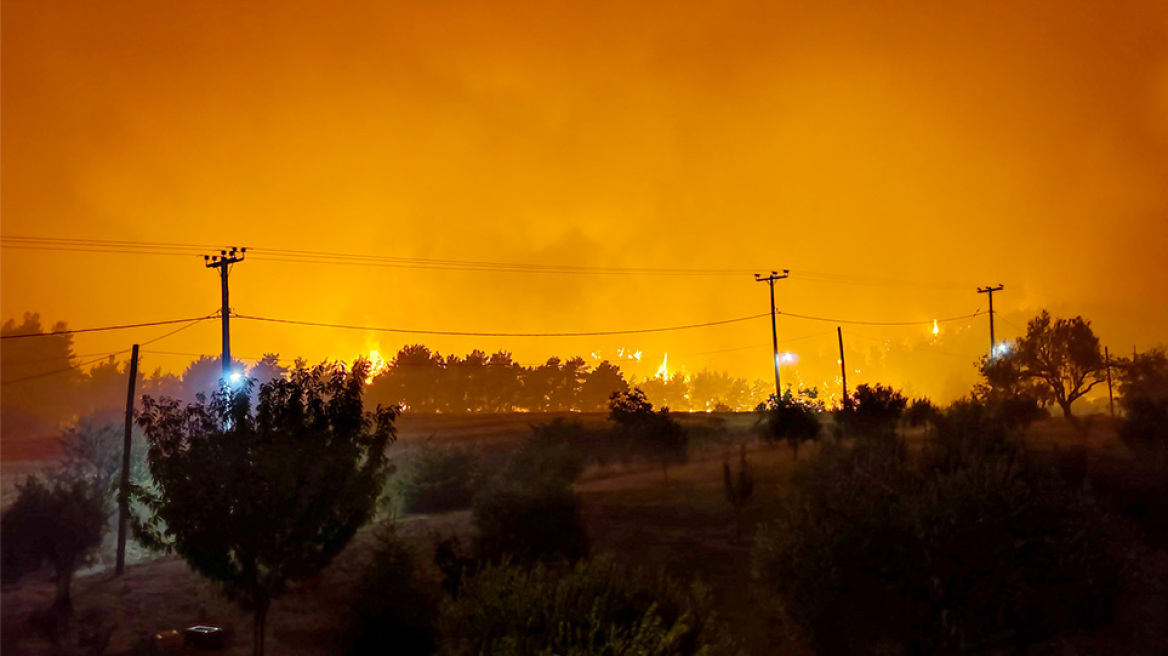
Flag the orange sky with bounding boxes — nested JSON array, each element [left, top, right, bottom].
[[3, 0, 1167, 404]]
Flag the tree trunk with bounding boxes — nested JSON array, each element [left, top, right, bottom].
[[253, 601, 269, 656], [1059, 399, 1075, 420], [53, 567, 73, 613], [662, 464, 669, 482]]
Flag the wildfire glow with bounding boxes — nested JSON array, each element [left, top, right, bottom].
[[365, 348, 389, 383], [656, 353, 669, 378], [932, 319, 940, 337]]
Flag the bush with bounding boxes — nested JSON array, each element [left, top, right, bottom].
[[608, 389, 688, 479], [508, 424, 587, 488], [473, 482, 590, 565], [924, 397, 1027, 473], [1, 469, 108, 613], [439, 556, 732, 655], [753, 437, 1118, 653], [833, 383, 907, 439], [391, 441, 485, 515], [348, 527, 439, 656], [756, 389, 823, 459]]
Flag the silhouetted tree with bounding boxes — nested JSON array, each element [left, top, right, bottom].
[[248, 353, 288, 387], [723, 444, 754, 542], [1, 470, 107, 614], [1117, 349, 1168, 460], [758, 388, 823, 459], [180, 354, 247, 404], [835, 383, 908, 439], [583, 361, 628, 412], [1, 313, 83, 435], [608, 389, 687, 480], [984, 311, 1108, 419], [133, 361, 396, 656]]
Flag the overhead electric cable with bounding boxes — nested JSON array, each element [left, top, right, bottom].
[[1, 235, 985, 287], [777, 310, 981, 326], [1, 316, 211, 386], [0, 314, 219, 340], [233, 312, 772, 338]]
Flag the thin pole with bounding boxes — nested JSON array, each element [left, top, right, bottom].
[[220, 264, 231, 380], [837, 326, 848, 407], [116, 343, 140, 576], [204, 248, 246, 382], [755, 270, 789, 399], [977, 285, 1004, 358], [1105, 346, 1114, 417]]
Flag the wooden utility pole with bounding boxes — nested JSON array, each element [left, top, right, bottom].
[[116, 344, 140, 576], [1105, 346, 1115, 417], [977, 284, 1005, 358], [755, 270, 789, 399], [204, 247, 246, 381], [837, 326, 848, 408]]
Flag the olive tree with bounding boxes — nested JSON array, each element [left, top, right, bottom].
[[133, 360, 396, 656]]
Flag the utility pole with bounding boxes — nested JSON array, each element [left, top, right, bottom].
[[204, 247, 246, 381], [755, 270, 789, 399], [977, 284, 1004, 358], [116, 344, 139, 577], [1105, 346, 1115, 417], [837, 326, 848, 408]]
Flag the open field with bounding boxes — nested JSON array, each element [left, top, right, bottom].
[[3, 413, 1167, 654]]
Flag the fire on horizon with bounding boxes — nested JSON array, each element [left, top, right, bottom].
[[3, 0, 1167, 405]]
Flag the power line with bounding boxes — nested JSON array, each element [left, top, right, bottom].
[[232, 312, 772, 338], [0, 315, 219, 340], [1, 235, 985, 287], [1, 317, 211, 386], [777, 310, 981, 326]]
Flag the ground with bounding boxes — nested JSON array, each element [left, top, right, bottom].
[[2, 413, 1166, 654]]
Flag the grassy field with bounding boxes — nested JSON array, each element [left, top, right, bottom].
[[2, 412, 1167, 654]]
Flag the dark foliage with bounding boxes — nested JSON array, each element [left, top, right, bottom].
[[1118, 349, 1168, 459], [756, 388, 823, 459], [391, 442, 485, 515], [754, 434, 1118, 653], [1, 470, 107, 613], [472, 482, 590, 566], [981, 311, 1109, 419], [439, 556, 732, 655], [132, 360, 396, 656], [347, 527, 439, 656], [833, 383, 907, 439], [723, 444, 754, 542], [608, 389, 688, 479]]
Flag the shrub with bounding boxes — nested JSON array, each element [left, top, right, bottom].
[[391, 441, 485, 515], [833, 383, 907, 439], [439, 556, 732, 655], [608, 389, 688, 480], [472, 482, 589, 565], [1, 469, 108, 613], [754, 437, 1118, 653], [508, 424, 587, 488], [348, 527, 439, 656], [756, 389, 822, 459]]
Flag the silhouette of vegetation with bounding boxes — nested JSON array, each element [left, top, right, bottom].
[[132, 360, 396, 656], [756, 388, 823, 459], [608, 388, 688, 480], [439, 556, 731, 655], [1, 469, 107, 615], [1, 313, 84, 435], [390, 442, 485, 515], [1118, 348, 1168, 461], [348, 527, 439, 656], [723, 444, 754, 542], [754, 428, 1118, 653], [833, 382, 907, 439], [982, 311, 1109, 419]]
